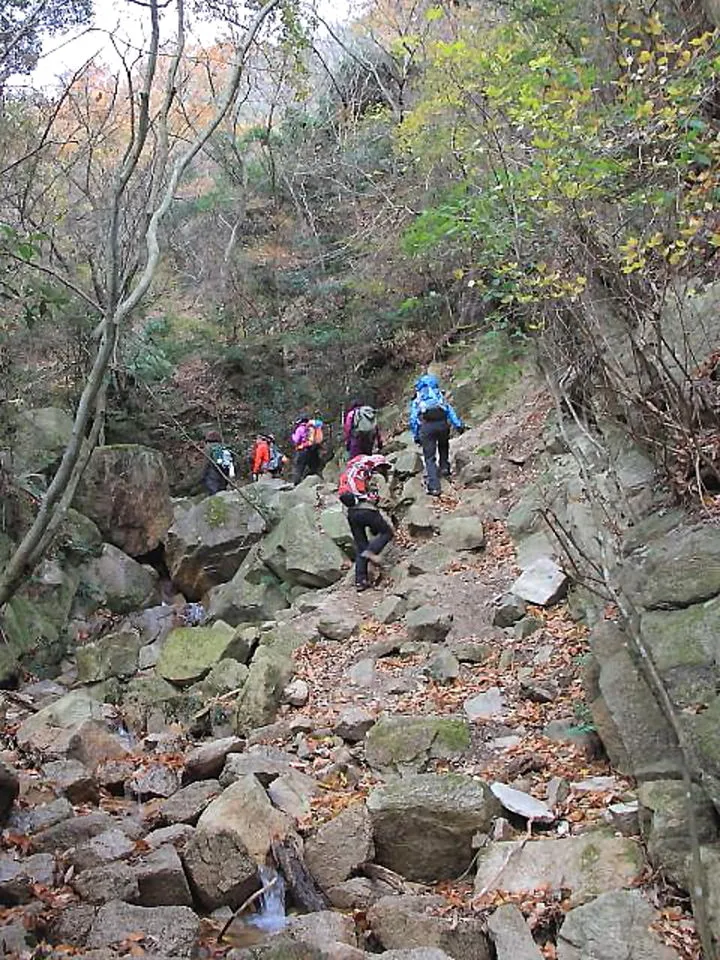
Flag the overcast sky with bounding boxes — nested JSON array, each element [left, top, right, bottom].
[[26, 0, 353, 89]]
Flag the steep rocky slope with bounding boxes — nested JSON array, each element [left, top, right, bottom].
[[0, 367, 715, 960]]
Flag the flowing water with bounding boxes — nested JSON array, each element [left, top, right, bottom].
[[247, 865, 287, 934]]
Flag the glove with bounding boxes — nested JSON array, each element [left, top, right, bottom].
[[457, 424, 467, 435]]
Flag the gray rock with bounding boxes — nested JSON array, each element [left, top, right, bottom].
[[464, 688, 506, 721], [439, 516, 486, 552], [367, 773, 500, 882], [33, 811, 116, 853], [69, 829, 136, 873], [234, 646, 294, 736], [406, 606, 453, 643], [546, 777, 570, 809], [76, 543, 160, 614], [165, 491, 267, 599], [586, 623, 682, 779], [319, 503, 356, 554], [379, 952, 455, 960], [260, 503, 347, 588], [492, 595, 527, 628], [0, 853, 55, 903], [0, 761, 19, 825], [406, 504, 440, 537], [305, 803, 374, 891], [49, 901, 97, 947], [15, 688, 106, 757], [157, 780, 222, 825], [487, 904, 543, 960], [279, 909, 358, 948], [128, 763, 180, 799], [369, 894, 491, 959], [220, 746, 296, 787], [607, 802, 640, 836], [514, 616, 545, 640], [365, 715, 470, 775], [283, 678, 310, 707], [42, 758, 98, 804], [206, 571, 289, 626], [155, 622, 240, 686], [76, 629, 142, 683], [71, 861, 139, 903], [625, 522, 720, 610], [134, 844, 193, 907], [317, 614, 361, 641], [349, 658, 376, 687], [638, 780, 718, 885], [267, 771, 318, 822], [426, 648, 460, 682], [74, 445, 172, 557], [183, 736, 244, 782], [474, 832, 643, 904], [11, 796, 73, 835], [392, 449, 424, 480], [511, 557, 568, 606], [87, 900, 200, 957], [145, 823, 196, 851], [0, 922, 33, 955], [519, 678, 559, 703], [183, 774, 291, 909], [374, 596, 407, 624], [490, 783, 554, 824], [446, 639, 492, 664], [333, 707, 375, 742], [557, 889, 680, 959]]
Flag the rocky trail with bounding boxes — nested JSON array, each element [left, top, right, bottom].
[[0, 388, 706, 960]]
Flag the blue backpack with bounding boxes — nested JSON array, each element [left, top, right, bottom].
[[416, 383, 448, 421]]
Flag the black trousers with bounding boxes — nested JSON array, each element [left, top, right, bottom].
[[347, 506, 393, 586], [420, 419, 450, 493], [292, 447, 321, 485]]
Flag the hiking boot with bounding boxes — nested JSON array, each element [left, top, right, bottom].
[[361, 550, 385, 568], [356, 582, 370, 593], [428, 489, 441, 498]]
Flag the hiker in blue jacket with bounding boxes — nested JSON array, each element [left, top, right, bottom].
[[409, 373, 465, 497]]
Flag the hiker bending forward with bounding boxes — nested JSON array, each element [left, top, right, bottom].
[[338, 455, 393, 592], [251, 434, 285, 480], [344, 400, 382, 458], [409, 374, 464, 497]]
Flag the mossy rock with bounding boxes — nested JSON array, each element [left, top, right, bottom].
[[365, 715, 471, 775], [156, 623, 240, 686], [76, 629, 142, 684]]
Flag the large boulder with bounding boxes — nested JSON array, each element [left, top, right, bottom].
[[638, 779, 718, 885], [625, 522, 720, 610], [474, 832, 644, 905], [206, 571, 288, 626], [260, 503, 346, 588], [76, 628, 142, 683], [367, 773, 500, 882], [76, 543, 160, 615], [74, 444, 172, 556], [368, 895, 491, 960], [10, 406, 74, 475], [233, 646, 294, 735], [305, 803, 374, 893], [156, 622, 242, 686], [183, 774, 291, 909], [365, 715, 471, 775], [557, 889, 681, 960], [165, 491, 267, 600], [585, 622, 682, 780], [640, 601, 720, 709], [16, 690, 106, 757]]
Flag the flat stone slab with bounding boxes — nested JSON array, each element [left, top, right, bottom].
[[474, 832, 643, 904], [490, 783, 554, 824], [487, 903, 544, 960], [511, 557, 568, 606], [464, 688, 506, 721]]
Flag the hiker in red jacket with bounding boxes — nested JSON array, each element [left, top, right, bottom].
[[338, 454, 393, 592], [343, 400, 382, 459]]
